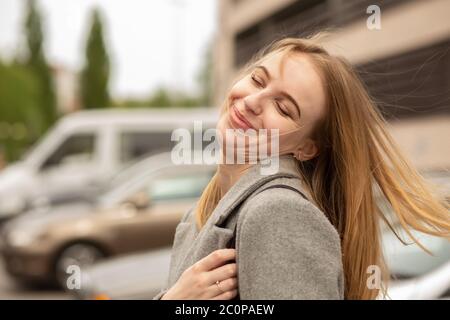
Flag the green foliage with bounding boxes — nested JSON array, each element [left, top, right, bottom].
[[25, 0, 44, 64], [196, 41, 213, 106], [80, 8, 110, 109], [24, 0, 57, 131], [112, 86, 203, 109], [0, 0, 58, 162], [0, 62, 44, 161], [149, 88, 172, 107]]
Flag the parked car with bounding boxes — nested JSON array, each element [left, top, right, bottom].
[[379, 171, 450, 299], [0, 108, 218, 220], [72, 172, 450, 300], [75, 248, 172, 300], [0, 152, 215, 287], [383, 230, 450, 299], [72, 224, 450, 300]]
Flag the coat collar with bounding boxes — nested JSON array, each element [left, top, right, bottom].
[[209, 154, 303, 227]]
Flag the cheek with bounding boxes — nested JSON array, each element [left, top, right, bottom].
[[261, 114, 277, 130], [260, 109, 291, 130], [216, 113, 230, 134], [228, 79, 252, 100]]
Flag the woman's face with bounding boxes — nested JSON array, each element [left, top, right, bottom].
[[218, 51, 327, 161]]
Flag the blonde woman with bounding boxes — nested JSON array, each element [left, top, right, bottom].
[[154, 34, 450, 300]]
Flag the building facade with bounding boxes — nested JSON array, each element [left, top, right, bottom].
[[213, 0, 450, 171]]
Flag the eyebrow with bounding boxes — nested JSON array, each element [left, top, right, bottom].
[[255, 65, 302, 118]]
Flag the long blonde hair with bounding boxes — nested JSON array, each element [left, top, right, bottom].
[[195, 33, 450, 299]]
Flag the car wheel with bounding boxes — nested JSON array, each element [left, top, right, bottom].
[[55, 243, 105, 290]]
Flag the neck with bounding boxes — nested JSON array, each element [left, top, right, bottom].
[[216, 152, 300, 196], [217, 162, 253, 196]]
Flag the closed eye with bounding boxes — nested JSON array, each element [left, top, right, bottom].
[[251, 74, 264, 87], [251, 71, 294, 118], [275, 101, 290, 117]]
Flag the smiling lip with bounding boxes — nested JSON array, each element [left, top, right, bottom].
[[231, 105, 255, 130]]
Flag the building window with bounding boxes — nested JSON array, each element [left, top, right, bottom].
[[233, 0, 411, 68], [357, 39, 450, 120]]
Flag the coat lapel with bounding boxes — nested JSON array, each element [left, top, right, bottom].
[[209, 154, 302, 227], [167, 155, 305, 287]]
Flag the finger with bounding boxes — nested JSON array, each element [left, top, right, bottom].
[[206, 263, 237, 283], [211, 289, 238, 300], [203, 277, 237, 299], [198, 249, 236, 271], [210, 277, 238, 295]]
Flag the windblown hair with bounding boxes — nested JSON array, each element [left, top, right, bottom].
[[195, 33, 450, 299]]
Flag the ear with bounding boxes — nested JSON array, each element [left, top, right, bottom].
[[293, 139, 319, 161]]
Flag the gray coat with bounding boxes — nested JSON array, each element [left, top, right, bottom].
[[153, 155, 344, 299]]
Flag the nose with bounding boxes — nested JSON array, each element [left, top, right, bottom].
[[243, 92, 263, 116]]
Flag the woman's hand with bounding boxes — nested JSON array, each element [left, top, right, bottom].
[[161, 249, 238, 300]]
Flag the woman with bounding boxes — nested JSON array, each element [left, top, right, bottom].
[[154, 34, 450, 300]]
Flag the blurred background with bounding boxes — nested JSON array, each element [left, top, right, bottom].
[[0, 0, 449, 300]]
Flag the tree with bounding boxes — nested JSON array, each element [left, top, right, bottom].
[[196, 41, 213, 106], [0, 61, 43, 161], [24, 0, 57, 133], [80, 8, 111, 109]]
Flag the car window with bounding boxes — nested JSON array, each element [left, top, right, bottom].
[[120, 132, 174, 164], [40, 133, 96, 170], [119, 129, 215, 165], [146, 170, 213, 202]]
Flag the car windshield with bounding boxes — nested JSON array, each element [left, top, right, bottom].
[[98, 152, 163, 194], [147, 173, 213, 202], [96, 153, 213, 207], [92, 151, 177, 202]]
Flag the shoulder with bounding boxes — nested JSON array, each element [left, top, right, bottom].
[[238, 186, 341, 252], [180, 202, 198, 224], [235, 185, 345, 299]]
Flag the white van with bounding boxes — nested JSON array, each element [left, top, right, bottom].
[[0, 108, 219, 220]]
